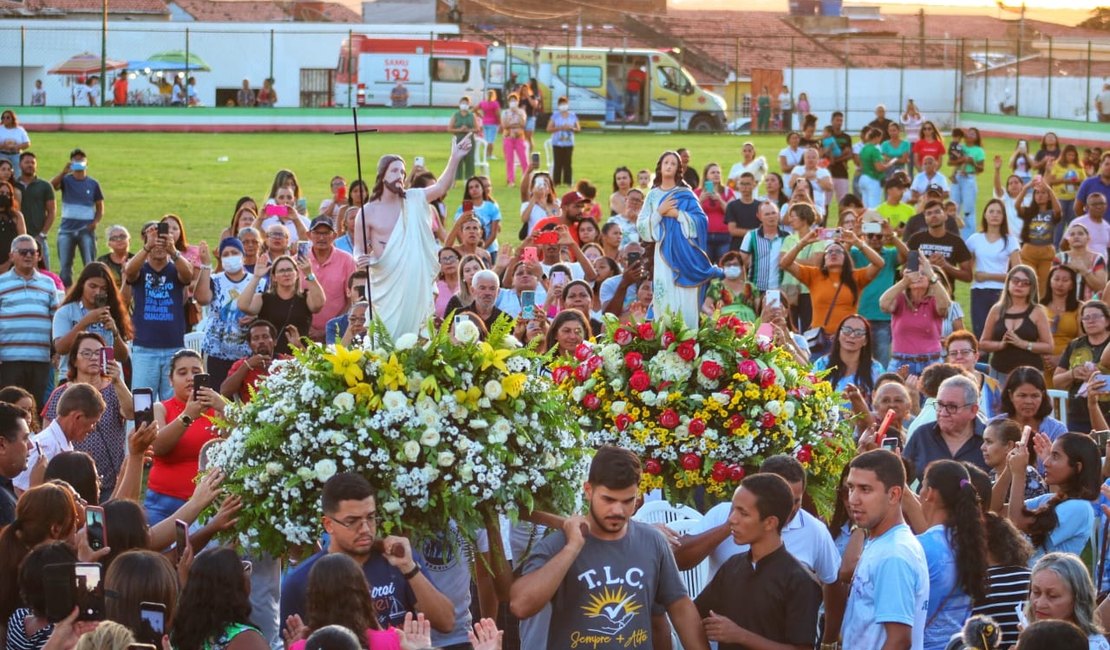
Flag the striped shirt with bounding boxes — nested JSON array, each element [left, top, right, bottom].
[[739, 227, 787, 291], [0, 269, 59, 363], [4, 608, 54, 650], [972, 564, 1031, 649]]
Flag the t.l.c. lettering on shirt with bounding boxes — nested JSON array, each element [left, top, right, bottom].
[[571, 565, 649, 648]]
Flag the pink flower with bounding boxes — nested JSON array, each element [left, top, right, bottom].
[[582, 393, 601, 410], [662, 331, 677, 347], [574, 344, 592, 361], [552, 366, 571, 384], [637, 322, 655, 341], [574, 364, 592, 383], [659, 408, 680, 429], [758, 368, 777, 388], [587, 355, 604, 373], [614, 328, 633, 346], [624, 352, 643, 371], [738, 359, 760, 380]]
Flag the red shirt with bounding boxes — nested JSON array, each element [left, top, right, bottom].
[[147, 397, 218, 500], [627, 68, 646, 93], [913, 139, 946, 166], [696, 187, 736, 235], [227, 358, 269, 404]]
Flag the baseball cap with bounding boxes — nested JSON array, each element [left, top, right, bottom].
[[925, 184, 945, 196], [560, 190, 588, 206], [309, 216, 336, 232]]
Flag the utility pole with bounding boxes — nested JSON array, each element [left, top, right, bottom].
[[918, 8, 925, 68]]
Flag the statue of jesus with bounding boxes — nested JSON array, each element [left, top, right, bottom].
[[353, 135, 473, 339]]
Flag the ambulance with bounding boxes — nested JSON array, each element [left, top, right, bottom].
[[485, 45, 728, 131], [333, 36, 488, 108]]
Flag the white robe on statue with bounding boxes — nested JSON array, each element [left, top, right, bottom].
[[365, 188, 440, 340], [637, 187, 703, 328]]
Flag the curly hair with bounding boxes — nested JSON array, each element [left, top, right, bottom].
[[171, 547, 255, 650], [305, 554, 381, 649]]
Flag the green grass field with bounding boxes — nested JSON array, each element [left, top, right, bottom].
[[27, 130, 1021, 312]]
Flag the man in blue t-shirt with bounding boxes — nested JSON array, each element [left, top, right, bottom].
[[123, 224, 194, 400], [839, 450, 929, 650], [1076, 152, 1110, 217], [50, 148, 104, 286], [279, 473, 455, 634]]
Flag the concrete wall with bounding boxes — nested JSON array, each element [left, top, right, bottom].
[[962, 74, 1109, 122], [783, 67, 961, 130]]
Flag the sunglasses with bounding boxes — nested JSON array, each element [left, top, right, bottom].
[[13, 248, 36, 256]]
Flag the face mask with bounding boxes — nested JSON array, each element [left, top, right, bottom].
[[509, 101, 518, 109], [459, 104, 469, 112], [71, 161, 87, 171], [558, 104, 569, 112], [222, 254, 244, 273], [723, 266, 742, 279]]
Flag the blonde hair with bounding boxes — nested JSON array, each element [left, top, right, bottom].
[[74, 620, 136, 650]]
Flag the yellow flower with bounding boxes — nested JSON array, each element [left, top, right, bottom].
[[502, 373, 527, 399], [453, 386, 482, 409], [477, 342, 511, 373], [420, 375, 441, 398], [347, 382, 377, 405], [324, 344, 364, 387], [379, 353, 407, 391]]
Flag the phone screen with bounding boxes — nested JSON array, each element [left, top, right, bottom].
[[86, 507, 106, 551], [881, 437, 900, 451], [626, 251, 642, 266], [521, 247, 538, 264], [906, 250, 920, 273], [133, 389, 154, 428], [192, 374, 209, 401], [139, 603, 166, 645], [531, 152, 541, 166], [521, 290, 536, 320], [462, 200, 473, 213], [414, 156, 425, 167], [704, 180, 714, 193], [764, 289, 781, 309], [175, 520, 188, 563], [74, 563, 104, 621], [157, 222, 170, 236], [297, 241, 311, 258], [551, 271, 567, 286]]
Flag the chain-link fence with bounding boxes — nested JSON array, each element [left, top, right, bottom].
[[3, 20, 1108, 130]]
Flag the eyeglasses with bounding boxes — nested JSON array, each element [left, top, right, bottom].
[[1082, 312, 1107, 322], [267, 232, 288, 239], [108, 235, 128, 242], [439, 255, 459, 264], [1009, 277, 1032, 287], [77, 350, 101, 359], [841, 326, 867, 338], [947, 348, 976, 358], [935, 401, 972, 415], [327, 513, 381, 530], [12, 248, 36, 256]]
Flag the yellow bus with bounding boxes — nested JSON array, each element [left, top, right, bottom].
[[486, 45, 728, 131]]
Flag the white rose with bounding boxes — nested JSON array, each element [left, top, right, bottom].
[[403, 440, 421, 462], [610, 401, 627, 415], [455, 437, 472, 452], [437, 451, 456, 467], [314, 459, 338, 482], [455, 320, 480, 344], [383, 500, 402, 515], [783, 401, 797, 419], [266, 462, 282, 476], [484, 380, 503, 400], [420, 429, 441, 447], [459, 463, 475, 481], [296, 467, 315, 481], [382, 390, 408, 411], [765, 400, 782, 417], [332, 392, 355, 412], [395, 333, 419, 350], [470, 418, 489, 430]]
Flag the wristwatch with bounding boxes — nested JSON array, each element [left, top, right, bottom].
[[180, 414, 194, 427], [305, 273, 317, 282], [402, 564, 421, 580]]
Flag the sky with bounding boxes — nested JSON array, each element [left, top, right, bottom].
[[666, 0, 1096, 26]]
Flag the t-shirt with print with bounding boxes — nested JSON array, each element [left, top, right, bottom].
[[521, 520, 687, 650], [129, 261, 187, 349], [906, 230, 971, 289], [841, 523, 929, 650], [415, 525, 490, 647], [1019, 207, 1056, 246], [1059, 336, 1110, 430], [202, 272, 253, 361], [280, 550, 421, 630], [917, 524, 972, 650]]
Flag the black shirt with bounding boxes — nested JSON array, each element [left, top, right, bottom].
[[694, 544, 822, 649], [869, 117, 894, 142], [724, 198, 760, 247], [827, 131, 853, 179], [906, 229, 971, 288], [0, 476, 16, 528], [901, 212, 960, 242], [683, 167, 700, 191]]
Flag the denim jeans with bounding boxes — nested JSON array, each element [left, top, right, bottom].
[[144, 489, 187, 526], [57, 224, 97, 287], [869, 320, 892, 367], [707, 232, 732, 263], [887, 353, 943, 377], [859, 174, 883, 209], [971, 288, 1002, 338], [954, 174, 979, 240], [131, 345, 178, 400]]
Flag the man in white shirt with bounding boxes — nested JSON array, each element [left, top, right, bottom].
[[673, 455, 840, 585], [909, 156, 950, 203], [787, 148, 834, 217], [14, 383, 104, 492], [1072, 192, 1110, 261]]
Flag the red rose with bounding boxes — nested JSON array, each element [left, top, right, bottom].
[[645, 459, 663, 475], [700, 360, 722, 380], [757, 338, 774, 353], [582, 393, 601, 411], [637, 322, 655, 340], [688, 418, 706, 436], [740, 349, 751, 358], [574, 343, 592, 361], [624, 352, 643, 371], [711, 461, 729, 483], [574, 364, 592, 383], [738, 359, 760, 380], [681, 453, 702, 471], [614, 328, 633, 346], [662, 331, 677, 347], [676, 340, 697, 362], [615, 413, 632, 431], [758, 368, 777, 388], [587, 355, 604, 373], [716, 316, 731, 328], [552, 366, 571, 384], [659, 408, 680, 429], [727, 414, 746, 430], [796, 444, 814, 464], [629, 370, 651, 392], [734, 321, 749, 336], [729, 464, 746, 481], [760, 412, 776, 428]]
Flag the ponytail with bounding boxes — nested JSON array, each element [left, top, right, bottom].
[[924, 460, 989, 602]]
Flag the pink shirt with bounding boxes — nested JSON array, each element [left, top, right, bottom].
[[695, 187, 736, 235], [890, 293, 943, 355], [289, 628, 399, 650], [479, 100, 501, 126], [435, 278, 457, 319], [308, 247, 358, 336]]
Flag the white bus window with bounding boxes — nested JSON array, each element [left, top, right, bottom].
[[432, 58, 469, 83], [656, 66, 695, 95], [556, 65, 602, 88]]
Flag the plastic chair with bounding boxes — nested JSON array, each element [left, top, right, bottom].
[[184, 330, 205, 361], [543, 138, 554, 175], [473, 137, 491, 178], [633, 499, 702, 524], [663, 517, 711, 649], [1047, 388, 1068, 425]]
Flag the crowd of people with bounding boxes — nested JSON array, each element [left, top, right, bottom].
[[2, 100, 1110, 650]]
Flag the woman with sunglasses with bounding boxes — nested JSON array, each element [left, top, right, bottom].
[[812, 315, 883, 402], [979, 265, 1054, 384]]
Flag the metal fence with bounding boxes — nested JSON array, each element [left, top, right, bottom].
[[3, 21, 1109, 129]]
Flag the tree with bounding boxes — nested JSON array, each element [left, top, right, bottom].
[[1079, 7, 1110, 31]]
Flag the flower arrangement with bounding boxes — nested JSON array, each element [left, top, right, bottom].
[[552, 314, 855, 511], [209, 319, 590, 557]]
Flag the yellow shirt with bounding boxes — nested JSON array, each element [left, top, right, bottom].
[[1051, 161, 1086, 201]]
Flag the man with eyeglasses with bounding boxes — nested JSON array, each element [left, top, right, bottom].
[[1072, 192, 1109, 261], [0, 234, 59, 402], [261, 224, 291, 267], [280, 472, 455, 634], [902, 374, 988, 483]]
